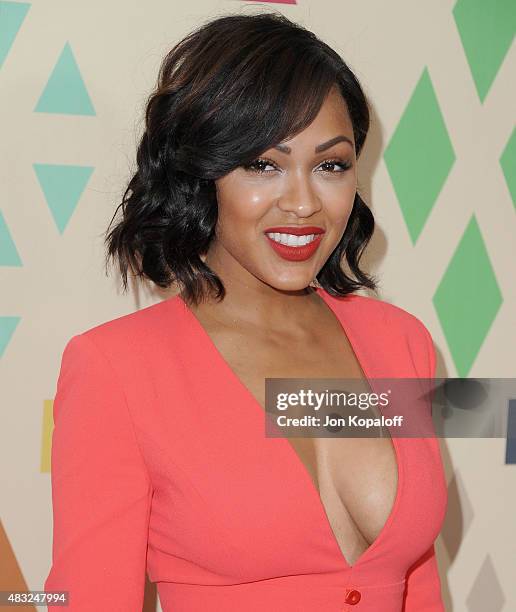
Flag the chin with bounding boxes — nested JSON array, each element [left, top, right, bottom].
[[264, 274, 315, 292]]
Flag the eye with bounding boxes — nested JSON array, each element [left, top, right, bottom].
[[241, 157, 353, 175], [242, 158, 278, 174], [318, 158, 353, 173]]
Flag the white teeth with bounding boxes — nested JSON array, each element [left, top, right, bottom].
[[266, 232, 318, 246]]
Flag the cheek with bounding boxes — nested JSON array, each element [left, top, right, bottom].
[[216, 180, 275, 232], [331, 195, 355, 225], [214, 173, 356, 234], [317, 181, 356, 225]]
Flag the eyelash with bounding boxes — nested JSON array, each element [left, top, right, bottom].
[[243, 157, 352, 174]]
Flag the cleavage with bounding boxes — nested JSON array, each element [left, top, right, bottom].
[[185, 301, 399, 567], [229, 338, 399, 567]]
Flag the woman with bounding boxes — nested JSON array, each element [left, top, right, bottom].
[[44, 12, 448, 612]]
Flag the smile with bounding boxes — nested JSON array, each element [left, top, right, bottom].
[[264, 231, 325, 262], [265, 232, 318, 246]]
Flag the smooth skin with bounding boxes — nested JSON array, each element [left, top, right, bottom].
[[199, 84, 357, 330], [182, 85, 397, 567]]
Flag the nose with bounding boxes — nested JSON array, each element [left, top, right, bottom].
[[277, 170, 323, 218]]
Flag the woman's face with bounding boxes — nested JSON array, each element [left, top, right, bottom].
[[210, 86, 357, 293]]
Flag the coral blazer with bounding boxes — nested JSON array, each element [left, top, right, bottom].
[[44, 287, 448, 611]]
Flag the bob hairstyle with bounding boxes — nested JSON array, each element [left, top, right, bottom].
[[104, 12, 378, 306]]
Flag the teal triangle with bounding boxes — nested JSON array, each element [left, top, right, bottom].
[[0, 1, 30, 70], [34, 41, 95, 115], [0, 316, 20, 358], [33, 163, 94, 233], [0, 210, 22, 266]]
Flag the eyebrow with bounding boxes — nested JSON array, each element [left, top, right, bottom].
[[274, 135, 354, 154]]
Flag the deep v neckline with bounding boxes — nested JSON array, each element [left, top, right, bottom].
[[173, 287, 403, 571]]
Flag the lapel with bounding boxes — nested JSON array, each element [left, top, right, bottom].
[[315, 288, 418, 380]]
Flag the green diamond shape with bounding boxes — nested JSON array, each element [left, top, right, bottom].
[[453, 0, 516, 103], [384, 67, 455, 245], [500, 127, 516, 209], [433, 216, 502, 376]]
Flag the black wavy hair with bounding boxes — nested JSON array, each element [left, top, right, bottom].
[[104, 11, 378, 306]]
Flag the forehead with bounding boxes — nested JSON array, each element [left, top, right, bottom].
[[281, 86, 354, 148]]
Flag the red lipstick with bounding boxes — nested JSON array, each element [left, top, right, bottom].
[[264, 226, 325, 236], [263, 226, 325, 262]]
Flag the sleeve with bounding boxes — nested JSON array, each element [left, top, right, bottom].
[[420, 320, 437, 401], [44, 333, 153, 611], [402, 322, 445, 611]]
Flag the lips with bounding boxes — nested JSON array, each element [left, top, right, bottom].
[[263, 226, 325, 262], [263, 226, 325, 236]]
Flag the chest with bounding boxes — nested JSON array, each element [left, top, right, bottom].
[[210, 314, 367, 399], [140, 298, 448, 582], [195, 321, 399, 566]]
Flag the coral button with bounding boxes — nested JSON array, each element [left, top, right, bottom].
[[344, 588, 361, 604]]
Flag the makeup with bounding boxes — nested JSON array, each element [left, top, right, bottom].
[[264, 226, 325, 262]]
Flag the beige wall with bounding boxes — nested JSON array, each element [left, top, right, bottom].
[[1, 1, 514, 610]]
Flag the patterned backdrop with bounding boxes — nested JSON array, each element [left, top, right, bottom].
[[1, 0, 514, 610]]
